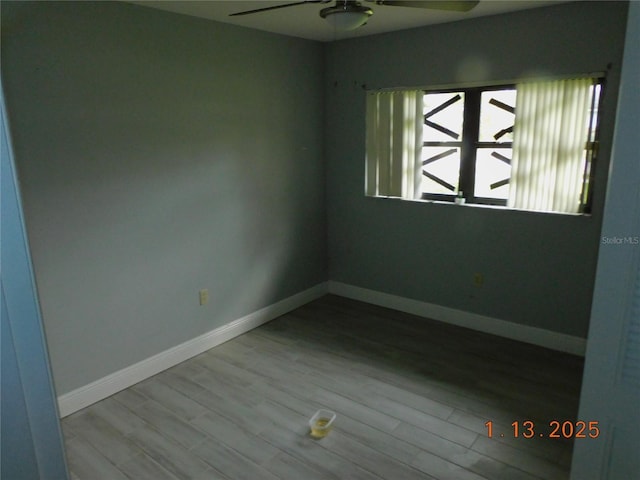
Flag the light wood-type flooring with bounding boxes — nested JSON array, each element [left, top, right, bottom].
[[62, 295, 584, 480]]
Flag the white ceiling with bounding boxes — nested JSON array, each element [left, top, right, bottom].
[[128, 0, 568, 42]]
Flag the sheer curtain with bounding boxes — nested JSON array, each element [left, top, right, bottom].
[[508, 78, 593, 214], [365, 90, 423, 198]]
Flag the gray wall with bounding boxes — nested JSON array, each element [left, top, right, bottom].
[[325, 1, 628, 338], [1, 1, 326, 396]]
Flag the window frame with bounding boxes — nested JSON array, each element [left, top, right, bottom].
[[579, 81, 604, 214], [421, 84, 515, 206], [419, 80, 604, 213]]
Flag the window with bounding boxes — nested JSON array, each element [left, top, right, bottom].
[[422, 87, 516, 204], [365, 77, 603, 214]]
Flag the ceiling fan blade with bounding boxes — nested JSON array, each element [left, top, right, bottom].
[[374, 1, 479, 12], [229, 1, 326, 17]]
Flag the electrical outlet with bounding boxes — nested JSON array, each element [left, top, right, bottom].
[[199, 289, 209, 305], [473, 273, 484, 287]]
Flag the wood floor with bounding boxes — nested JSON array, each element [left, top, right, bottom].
[[62, 295, 584, 480]]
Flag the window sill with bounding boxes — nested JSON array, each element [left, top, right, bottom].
[[366, 195, 592, 218]]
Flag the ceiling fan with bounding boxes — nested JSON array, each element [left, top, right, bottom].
[[230, 1, 480, 31]]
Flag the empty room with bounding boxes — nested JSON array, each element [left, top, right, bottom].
[[2, 1, 639, 479]]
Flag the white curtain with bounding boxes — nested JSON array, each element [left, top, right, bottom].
[[509, 78, 593, 214], [365, 90, 423, 198]]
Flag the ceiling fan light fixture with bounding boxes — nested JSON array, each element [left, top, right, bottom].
[[320, 2, 373, 31]]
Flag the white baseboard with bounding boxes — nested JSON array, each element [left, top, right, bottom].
[[57, 283, 328, 417], [328, 281, 587, 356], [58, 280, 586, 416]]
